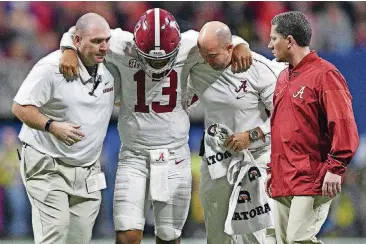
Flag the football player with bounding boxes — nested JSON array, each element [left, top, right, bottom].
[[59, 8, 252, 244]]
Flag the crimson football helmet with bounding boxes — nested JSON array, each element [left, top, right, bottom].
[[134, 8, 181, 79]]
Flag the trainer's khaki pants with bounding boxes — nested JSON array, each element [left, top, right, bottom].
[[20, 145, 102, 244], [274, 195, 332, 244]]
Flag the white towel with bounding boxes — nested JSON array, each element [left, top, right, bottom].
[[204, 123, 244, 179], [224, 151, 274, 235], [148, 149, 170, 202]]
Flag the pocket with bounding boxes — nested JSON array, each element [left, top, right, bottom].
[[24, 146, 55, 180], [289, 154, 312, 178]]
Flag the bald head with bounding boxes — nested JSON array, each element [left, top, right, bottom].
[[74, 13, 111, 67], [197, 21, 233, 70], [75, 13, 110, 36], [198, 21, 232, 48]]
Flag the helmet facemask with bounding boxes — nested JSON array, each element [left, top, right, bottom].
[[135, 42, 180, 80], [133, 8, 181, 81]]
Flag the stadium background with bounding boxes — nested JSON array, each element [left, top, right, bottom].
[[0, 1, 366, 243]]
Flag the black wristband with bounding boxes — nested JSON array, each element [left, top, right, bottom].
[[45, 119, 54, 132]]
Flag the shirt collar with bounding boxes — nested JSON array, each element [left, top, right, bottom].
[[78, 56, 105, 83], [289, 50, 318, 73]]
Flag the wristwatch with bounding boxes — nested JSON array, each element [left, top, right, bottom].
[[45, 119, 54, 132], [249, 128, 260, 141]]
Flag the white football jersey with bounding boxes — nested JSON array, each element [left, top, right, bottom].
[[108, 29, 200, 149], [188, 52, 287, 149], [60, 29, 247, 150]]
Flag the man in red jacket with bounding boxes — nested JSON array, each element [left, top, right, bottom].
[[266, 11, 359, 244]]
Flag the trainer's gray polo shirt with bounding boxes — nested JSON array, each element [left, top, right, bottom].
[[14, 50, 116, 167]]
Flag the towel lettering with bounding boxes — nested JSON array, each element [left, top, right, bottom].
[[206, 151, 232, 165], [232, 203, 271, 221]]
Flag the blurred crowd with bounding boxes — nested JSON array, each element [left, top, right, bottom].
[[1, 1, 366, 240], [1, 1, 366, 58], [1, 1, 366, 118]]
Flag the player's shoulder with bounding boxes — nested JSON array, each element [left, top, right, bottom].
[[181, 30, 199, 42], [111, 28, 134, 42], [109, 28, 135, 57], [177, 30, 199, 59]]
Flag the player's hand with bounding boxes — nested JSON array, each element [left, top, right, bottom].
[[224, 131, 250, 152], [49, 121, 85, 146], [265, 173, 272, 198], [231, 43, 253, 73], [59, 49, 79, 78], [322, 171, 342, 198]]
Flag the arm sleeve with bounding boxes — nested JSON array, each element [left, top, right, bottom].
[[253, 58, 282, 135], [13, 63, 54, 107], [232, 35, 249, 47], [320, 70, 359, 176], [109, 28, 135, 56], [60, 32, 76, 51], [180, 30, 200, 61]]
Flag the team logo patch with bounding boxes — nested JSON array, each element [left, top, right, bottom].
[[156, 152, 165, 162], [292, 85, 305, 99], [134, 21, 142, 36], [248, 166, 261, 182], [129, 59, 140, 69], [238, 190, 251, 203], [235, 79, 248, 93], [235, 79, 249, 99]]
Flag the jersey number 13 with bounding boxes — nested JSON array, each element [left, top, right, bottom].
[[134, 70, 177, 113]]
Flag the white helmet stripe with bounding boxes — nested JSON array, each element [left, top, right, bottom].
[[154, 8, 160, 50]]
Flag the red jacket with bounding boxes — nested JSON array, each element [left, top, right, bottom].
[[268, 51, 359, 197]]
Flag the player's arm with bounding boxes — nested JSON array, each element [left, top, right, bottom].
[[182, 30, 252, 72], [59, 26, 134, 77], [13, 64, 85, 146], [59, 27, 79, 77], [58, 26, 79, 77], [231, 35, 252, 73]]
